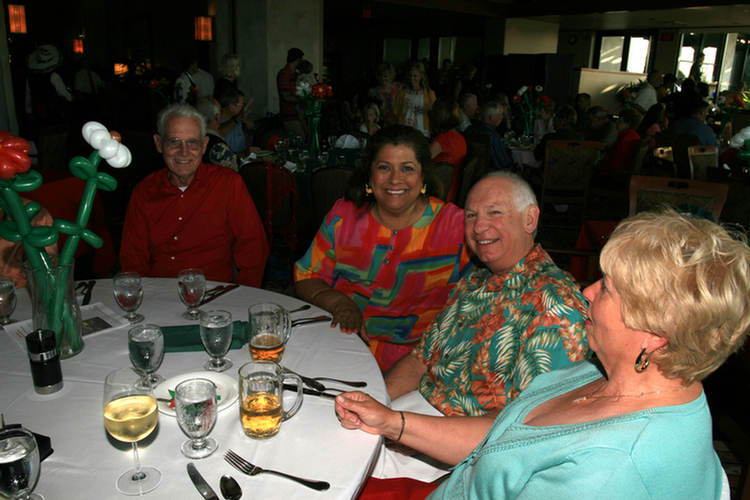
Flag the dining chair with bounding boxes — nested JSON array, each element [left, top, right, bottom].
[[688, 145, 719, 181], [239, 163, 297, 252], [629, 175, 729, 223], [34, 123, 71, 170], [432, 162, 455, 203], [462, 133, 491, 181], [455, 156, 480, 209], [654, 132, 700, 179], [309, 166, 355, 229], [539, 140, 600, 229]]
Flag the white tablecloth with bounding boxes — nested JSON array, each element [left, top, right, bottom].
[[0, 278, 386, 499]]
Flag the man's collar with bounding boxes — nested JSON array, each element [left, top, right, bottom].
[[481, 244, 545, 291], [161, 163, 208, 190]]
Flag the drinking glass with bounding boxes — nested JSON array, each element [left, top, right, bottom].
[[0, 426, 42, 500], [199, 310, 233, 372], [178, 269, 205, 320], [128, 325, 165, 387], [318, 150, 329, 167], [113, 272, 144, 324], [174, 378, 218, 459], [238, 361, 303, 439], [248, 303, 291, 363], [102, 367, 161, 496], [0, 276, 17, 325], [358, 137, 368, 152], [327, 135, 338, 149], [337, 153, 346, 166]]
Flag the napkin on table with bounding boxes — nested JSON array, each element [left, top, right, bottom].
[[161, 321, 248, 352]]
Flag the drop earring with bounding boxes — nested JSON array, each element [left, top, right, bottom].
[[421, 184, 427, 195], [365, 184, 373, 194], [635, 348, 650, 372]]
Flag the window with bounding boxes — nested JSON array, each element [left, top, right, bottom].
[[678, 33, 723, 83], [596, 33, 652, 73]]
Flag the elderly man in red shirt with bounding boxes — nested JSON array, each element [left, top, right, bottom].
[[120, 103, 268, 287]]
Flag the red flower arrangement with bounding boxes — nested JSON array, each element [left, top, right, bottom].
[[148, 79, 160, 90], [312, 83, 333, 99], [0, 131, 31, 179], [513, 85, 549, 137]]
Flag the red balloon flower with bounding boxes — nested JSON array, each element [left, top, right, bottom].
[[0, 131, 31, 180]]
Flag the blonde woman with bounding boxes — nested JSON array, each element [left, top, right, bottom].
[[213, 53, 241, 99], [393, 62, 437, 138]]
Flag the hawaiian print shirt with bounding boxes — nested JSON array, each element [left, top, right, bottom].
[[412, 245, 589, 417]]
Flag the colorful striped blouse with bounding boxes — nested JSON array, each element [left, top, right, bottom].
[[294, 197, 474, 345]]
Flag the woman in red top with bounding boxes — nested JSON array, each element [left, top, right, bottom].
[[429, 97, 467, 204]]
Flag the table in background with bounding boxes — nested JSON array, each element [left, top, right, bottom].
[[509, 145, 541, 175], [0, 278, 386, 500]]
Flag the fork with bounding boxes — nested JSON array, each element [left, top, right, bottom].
[[224, 449, 330, 491]]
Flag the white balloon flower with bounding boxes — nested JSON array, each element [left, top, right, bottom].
[[81, 121, 132, 168]]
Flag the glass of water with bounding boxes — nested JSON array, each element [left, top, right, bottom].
[[174, 378, 218, 459], [178, 269, 206, 321], [0, 426, 43, 499], [318, 150, 329, 167], [128, 324, 165, 387], [113, 272, 144, 324], [0, 276, 17, 325], [199, 310, 233, 372]]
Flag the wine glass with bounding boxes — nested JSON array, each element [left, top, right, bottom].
[[174, 378, 218, 459], [128, 325, 165, 387], [318, 150, 329, 167], [0, 276, 17, 325], [199, 310, 233, 372], [177, 269, 205, 321], [113, 272, 144, 324], [0, 426, 43, 500], [328, 135, 338, 149], [102, 367, 161, 496], [358, 137, 368, 152]]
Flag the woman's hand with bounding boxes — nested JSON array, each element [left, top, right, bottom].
[[330, 298, 369, 344], [335, 392, 400, 439]]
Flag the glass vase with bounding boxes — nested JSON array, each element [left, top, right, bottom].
[[23, 258, 83, 359]]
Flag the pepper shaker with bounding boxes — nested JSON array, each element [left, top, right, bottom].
[[25, 329, 63, 394]]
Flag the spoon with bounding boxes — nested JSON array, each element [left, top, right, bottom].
[[288, 304, 311, 314], [220, 475, 242, 500]]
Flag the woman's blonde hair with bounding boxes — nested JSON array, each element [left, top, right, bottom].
[[601, 209, 750, 384], [218, 54, 241, 80], [407, 62, 428, 89], [363, 102, 380, 122]]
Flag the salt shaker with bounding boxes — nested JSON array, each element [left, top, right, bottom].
[[25, 329, 63, 394]]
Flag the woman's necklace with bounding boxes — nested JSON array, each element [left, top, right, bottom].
[[571, 379, 688, 404]]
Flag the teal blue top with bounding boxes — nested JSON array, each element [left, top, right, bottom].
[[429, 361, 722, 500]]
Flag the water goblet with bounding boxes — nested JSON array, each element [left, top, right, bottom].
[[358, 137, 368, 152], [0, 426, 43, 500], [128, 324, 165, 387], [328, 135, 338, 149], [102, 367, 161, 495], [178, 269, 206, 320], [174, 378, 218, 459], [318, 150, 329, 167], [199, 310, 233, 372], [113, 272, 144, 324], [0, 276, 17, 325]]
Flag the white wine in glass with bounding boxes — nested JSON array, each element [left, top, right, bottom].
[[102, 367, 161, 496]]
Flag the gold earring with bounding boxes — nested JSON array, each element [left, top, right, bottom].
[[421, 184, 427, 195], [365, 184, 373, 194], [635, 348, 650, 372]]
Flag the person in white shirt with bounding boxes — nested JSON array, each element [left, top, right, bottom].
[[456, 93, 477, 132], [633, 70, 663, 116]]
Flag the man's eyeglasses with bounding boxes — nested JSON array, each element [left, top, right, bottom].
[[163, 137, 203, 150]]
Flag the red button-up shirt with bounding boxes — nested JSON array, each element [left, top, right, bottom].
[[121, 163, 268, 287]]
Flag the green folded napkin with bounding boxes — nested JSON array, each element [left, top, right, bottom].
[[161, 321, 248, 353]]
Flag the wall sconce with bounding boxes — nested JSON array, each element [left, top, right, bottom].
[[8, 5, 27, 34], [73, 39, 84, 53], [195, 17, 212, 41]]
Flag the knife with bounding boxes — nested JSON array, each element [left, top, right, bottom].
[[199, 284, 239, 306], [187, 463, 220, 500], [283, 383, 337, 399], [291, 315, 331, 328], [283, 367, 328, 392]]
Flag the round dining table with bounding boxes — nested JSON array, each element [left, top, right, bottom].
[[0, 278, 387, 500]]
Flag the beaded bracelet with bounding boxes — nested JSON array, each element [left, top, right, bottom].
[[396, 411, 405, 442]]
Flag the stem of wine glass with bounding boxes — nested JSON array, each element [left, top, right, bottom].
[[191, 437, 207, 450], [131, 442, 146, 481]]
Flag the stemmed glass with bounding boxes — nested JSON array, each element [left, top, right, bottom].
[[102, 367, 161, 496], [174, 378, 218, 459], [178, 269, 206, 321], [0, 276, 17, 325], [199, 310, 233, 372], [128, 325, 165, 387], [358, 137, 368, 153], [113, 272, 144, 324], [328, 135, 338, 149], [0, 426, 43, 500], [318, 149, 329, 167]]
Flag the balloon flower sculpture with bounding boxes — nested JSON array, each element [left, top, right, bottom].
[[0, 122, 131, 357]]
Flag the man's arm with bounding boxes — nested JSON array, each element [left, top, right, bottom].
[[120, 188, 152, 277], [384, 352, 428, 402], [228, 176, 269, 287]]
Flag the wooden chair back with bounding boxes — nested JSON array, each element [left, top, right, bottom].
[[309, 166, 355, 229], [432, 162, 455, 203], [240, 163, 297, 250], [687, 145, 719, 181], [654, 132, 700, 179], [456, 156, 479, 209], [541, 140, 600, 227], [463, 133, 491, 180], [629, 175, 729, 223]]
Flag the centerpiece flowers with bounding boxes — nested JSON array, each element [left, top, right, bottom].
[[296, 79, 332, 158], [716, 93, 748, 139], [616, 79, 647, 109], [0, 122, 131, 357], [512, 85, 549, 139]]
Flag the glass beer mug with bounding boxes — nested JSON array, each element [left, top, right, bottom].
[[238, 361, 303, 439]]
